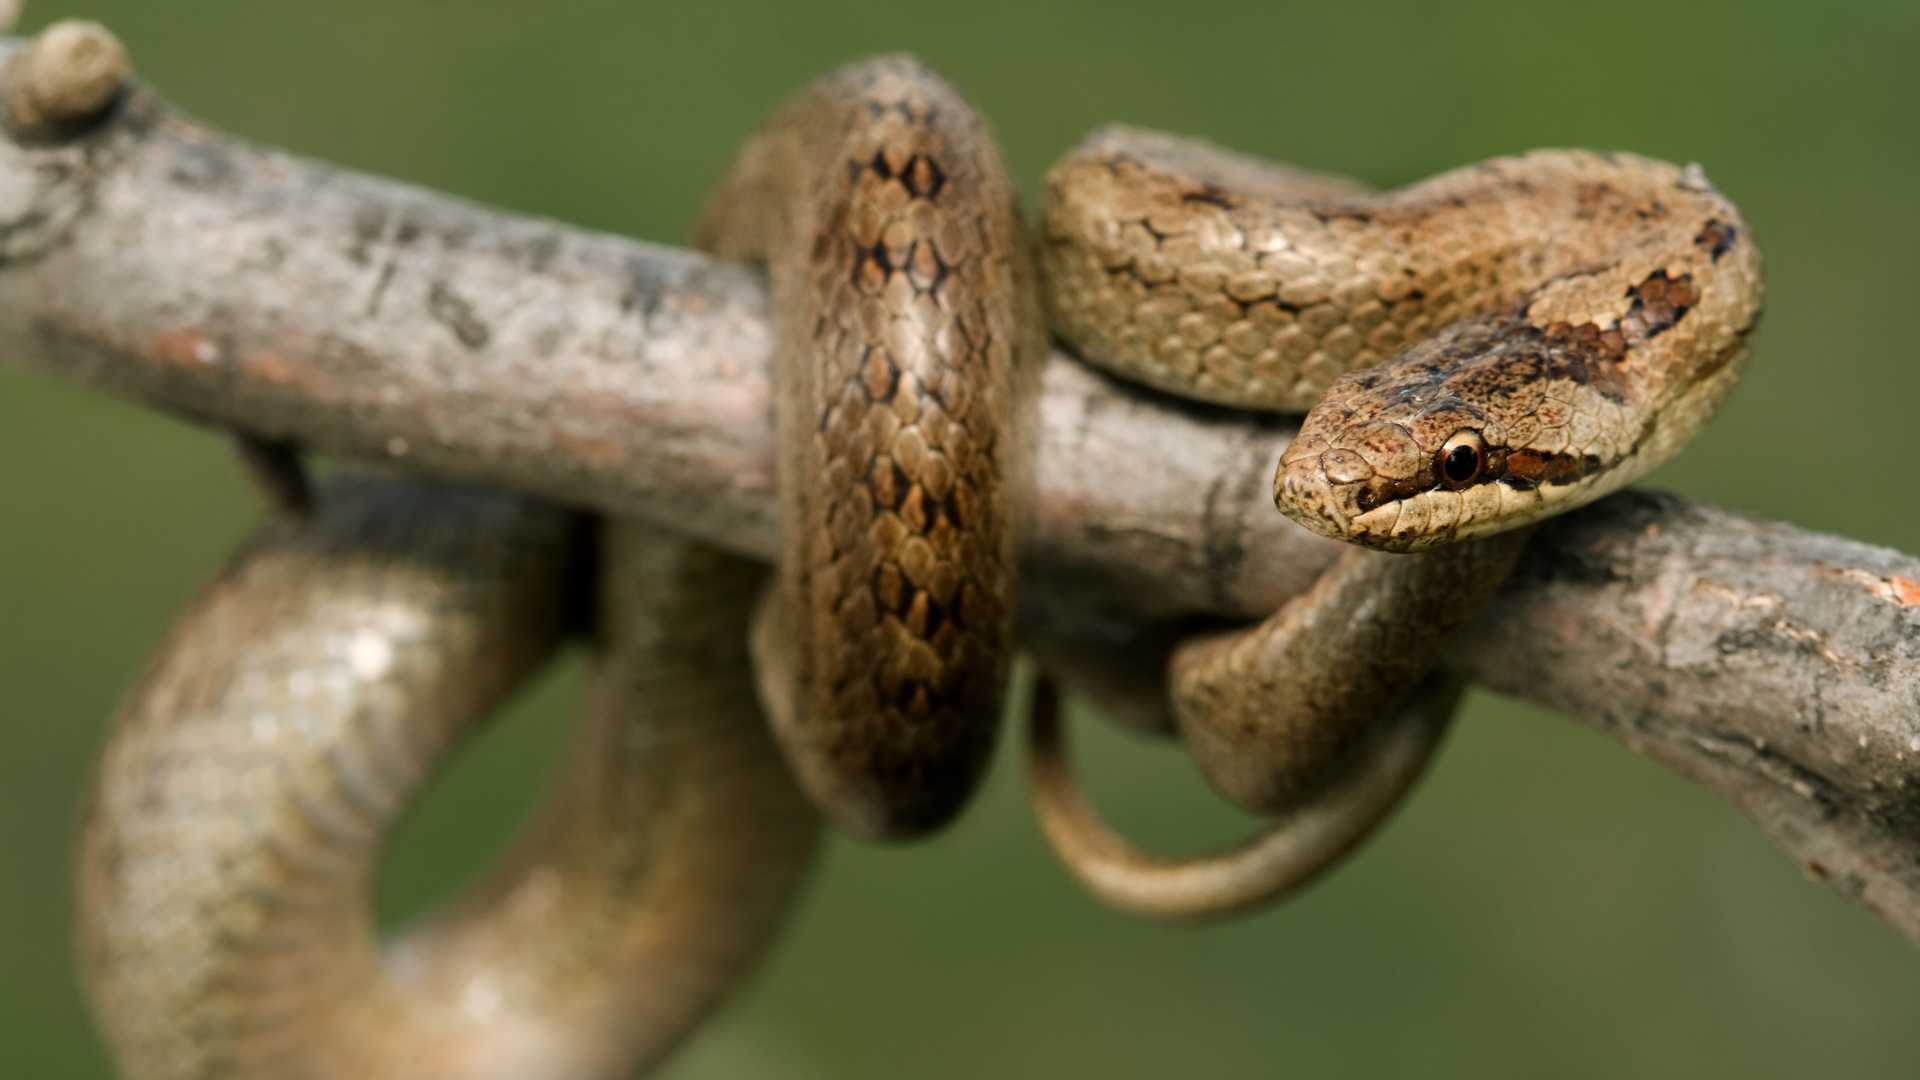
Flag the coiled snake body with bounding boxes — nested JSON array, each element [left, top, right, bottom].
[[76, 55, 1762, 1079]]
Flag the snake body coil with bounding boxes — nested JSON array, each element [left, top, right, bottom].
[[78, 485, 816, 1078], [694, 57, 1042, 839]]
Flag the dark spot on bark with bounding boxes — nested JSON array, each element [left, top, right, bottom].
[[1198, 457, 1264, 608], [347, 207, 385, 266], [249, 237, 288, 272], [427, 281, 491, 350], [167, 142, 236, 192], [621, 254, 673, 317], [1519, 542, 1629, 589], [517, 232, 562, 274], [364, 258, 398, 316], [436, 223, 476, 251]]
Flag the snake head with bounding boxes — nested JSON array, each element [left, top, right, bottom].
[[1274, 316, 1646, 553]]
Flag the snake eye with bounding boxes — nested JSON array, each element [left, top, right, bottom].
[[1437, 431, 1486, 489]]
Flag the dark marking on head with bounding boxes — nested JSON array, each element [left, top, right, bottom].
[[1497, 450, 1603, 491], [1542, 320, 1628, 364], [1695, 218, 1738, 261], [1309, 206, 1375, 224], [1625, 270, 1698, 339], [1575, 181, 1617, 217], [1503, 449, 1547, 487], [1180, 187, 1234, 211], [1531, 268, 1699, 379], [1419, 317, 1633, 405]]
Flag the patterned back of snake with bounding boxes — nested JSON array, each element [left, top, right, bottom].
[[75, 53, 1760, 1079]]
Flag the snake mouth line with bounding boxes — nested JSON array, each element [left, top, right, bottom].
[[1275, 426, 1640, 551], [1346, 445, 1613, 516]]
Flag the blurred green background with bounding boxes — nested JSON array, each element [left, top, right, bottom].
[[3, 1, 1917, 1076]]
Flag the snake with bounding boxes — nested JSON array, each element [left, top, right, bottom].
[[77, 483, 817, 1079], [71, 52, 1762, 1079], [690, 57, 1042, 840], [1028, 126, 1762, 916]]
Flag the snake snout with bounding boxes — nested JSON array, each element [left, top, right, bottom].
[[1273, 443, 1359, 543]]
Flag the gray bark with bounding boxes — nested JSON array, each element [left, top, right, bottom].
[[2, 55, 1916, 941]]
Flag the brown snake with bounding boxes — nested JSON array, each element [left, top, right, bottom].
[[691, 58, 1041, 840], [74, 53, 1762, 1078], [1028, 127, 1762, 916], [79, 485, 816, 1078]]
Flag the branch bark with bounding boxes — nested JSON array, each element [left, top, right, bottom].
[[2, 49, 1917, 940]]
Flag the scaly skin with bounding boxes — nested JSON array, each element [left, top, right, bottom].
[[1029, 129, 1763, 917], [694, 56, 1044, 839], [76, 481, 818, 1079]]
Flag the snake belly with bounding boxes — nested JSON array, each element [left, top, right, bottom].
[[1029, 127, 1763, 918], [76, 480, 817, 1080], [694, 56, 1043, 839]]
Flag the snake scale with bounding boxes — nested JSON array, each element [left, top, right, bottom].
[[75, 53, 1762, 1079]]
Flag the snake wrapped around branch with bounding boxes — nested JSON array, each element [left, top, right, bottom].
[[70, 47, 1761, 1080]]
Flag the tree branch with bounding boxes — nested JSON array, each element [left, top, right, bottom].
[[2, 48, 1916, 940]]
